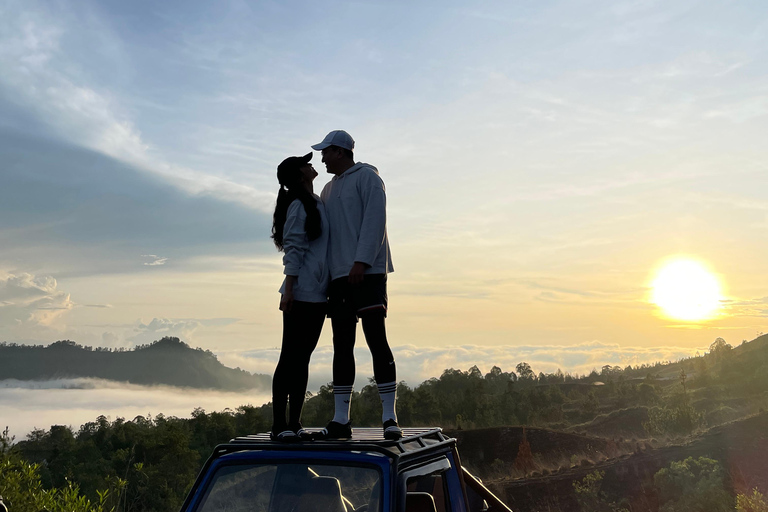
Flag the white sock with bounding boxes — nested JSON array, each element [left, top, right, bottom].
[[332, 384, 353, 424], [377, 381, 398, 423]]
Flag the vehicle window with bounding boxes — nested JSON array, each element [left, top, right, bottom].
[[463, 482, 487, 512], [195, 462, 381, 512], [197, 464, 277, 512], [406, 472, 449, 512]]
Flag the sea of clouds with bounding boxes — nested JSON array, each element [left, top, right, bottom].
[[1, 341, 701, 441]]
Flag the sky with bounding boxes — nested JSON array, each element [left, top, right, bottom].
[[2, 0, 768, 397]]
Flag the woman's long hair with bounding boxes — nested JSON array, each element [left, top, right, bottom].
[[271, 165, 321, 252]]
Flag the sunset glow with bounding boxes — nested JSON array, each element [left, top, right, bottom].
[[651, 259, 722, 322], [1, 0, 766, 374]]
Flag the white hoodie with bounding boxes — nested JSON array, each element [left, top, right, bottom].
[[278, 196, 330, 303], [320, 163, 394, 280]]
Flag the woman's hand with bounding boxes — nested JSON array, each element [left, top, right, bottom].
[[280, 275, 297, 312], [279, 292, 294, 312]]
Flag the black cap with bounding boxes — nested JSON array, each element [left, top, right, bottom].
[[277, 152, 312, 178]]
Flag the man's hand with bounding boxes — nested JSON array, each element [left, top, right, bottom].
[[348, 261, 368, 285]]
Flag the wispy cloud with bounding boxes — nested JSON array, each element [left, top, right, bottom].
[[126, 317, 241, 346], [0, 2, 276, 212], [142, 255, 168, 266], [130, 317, 201, 343], [721, 296, 768, 318]]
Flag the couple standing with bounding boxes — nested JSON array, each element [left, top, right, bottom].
[[270, 130, 400, 442]]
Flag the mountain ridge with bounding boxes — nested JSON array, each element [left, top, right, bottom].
[[0, 337, 271, 391]]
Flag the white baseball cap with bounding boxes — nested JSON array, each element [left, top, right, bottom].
[[311, 130, 355, 151]]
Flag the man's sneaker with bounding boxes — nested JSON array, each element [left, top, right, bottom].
[[270, 427, 299, 443], [383, 419, 403, 440], [290, 423, 314, 441], [318, 420, 353, 439]]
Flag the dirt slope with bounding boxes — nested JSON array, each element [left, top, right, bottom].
[[463, 412, 768, 512]]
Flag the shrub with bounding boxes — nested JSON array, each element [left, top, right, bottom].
[[643, 402, 703, 436], [572, 470, 628, 512], [513, 434, 537, 473], [653, 456, 733, 512], [737, 488, 768, 512], [0, 458, 109, 512]]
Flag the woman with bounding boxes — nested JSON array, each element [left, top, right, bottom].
[[270, 152, 329, 441]]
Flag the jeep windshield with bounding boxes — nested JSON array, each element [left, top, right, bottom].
[[194, 461, 382, 512]]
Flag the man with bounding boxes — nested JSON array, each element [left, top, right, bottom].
[[312, 130, 401, 440]]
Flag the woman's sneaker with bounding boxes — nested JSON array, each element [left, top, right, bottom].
[[270, 426, 298, 442], [290, 423, 314, 441], [318, 420, 353, 439], [383, 419, 402, 440]]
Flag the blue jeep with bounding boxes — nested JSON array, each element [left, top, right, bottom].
[[179, 427, 511, 512]]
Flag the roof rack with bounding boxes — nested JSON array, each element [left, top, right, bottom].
[[211, 427, 454, 464]]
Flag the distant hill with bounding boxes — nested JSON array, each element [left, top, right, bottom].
[[0, 337, 271, 391]]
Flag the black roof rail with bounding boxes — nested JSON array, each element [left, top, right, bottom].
[[210, 427, 455, 464]]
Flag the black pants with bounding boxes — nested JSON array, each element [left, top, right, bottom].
[[332, 310, 396, 387], [272, 300, 326, 428]]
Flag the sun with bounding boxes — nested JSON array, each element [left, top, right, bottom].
[[650, 259, 722, 321]]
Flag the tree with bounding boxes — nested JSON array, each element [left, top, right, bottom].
[[1, 426, 13, 458], [638, 382, 659, 405], [693, 356, 710, 387], [516, 362, 534, 381], [709, 337, 732, 362], [583, 391, 599, 417]]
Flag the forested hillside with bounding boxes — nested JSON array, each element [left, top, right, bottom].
[[0, 337, 271, 391]]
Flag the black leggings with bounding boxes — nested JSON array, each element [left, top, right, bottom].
[[272, 301, 326, 428], [332, 310, 396, 387]]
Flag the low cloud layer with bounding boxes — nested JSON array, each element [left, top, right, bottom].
[[0, 378, 270, 441], [219, 341, 701, 391]]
